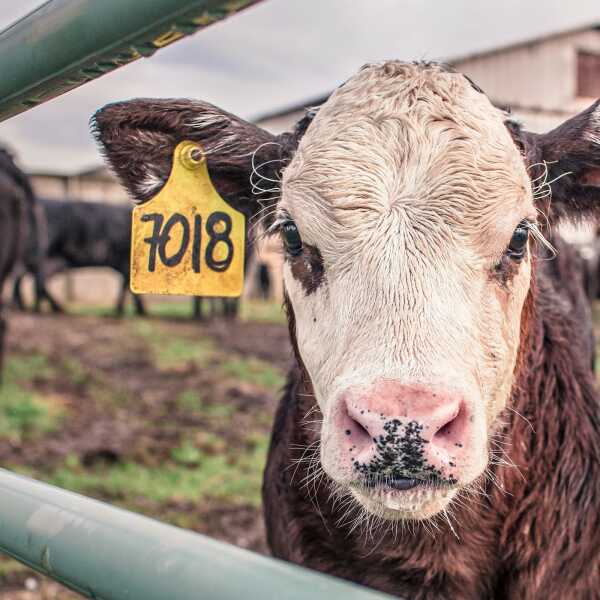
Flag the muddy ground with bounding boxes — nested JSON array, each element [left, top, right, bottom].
[[0, 304, 291, 599]]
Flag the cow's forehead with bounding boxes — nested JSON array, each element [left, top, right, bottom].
[[280, 62, 533, 255]]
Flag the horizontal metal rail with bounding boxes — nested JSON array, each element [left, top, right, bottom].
[[0, 0, 261, 122], [0, 468, 394, 599]]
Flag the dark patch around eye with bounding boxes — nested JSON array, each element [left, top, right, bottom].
[[289, 244, 325, 295], [491, 255, 522, 288]]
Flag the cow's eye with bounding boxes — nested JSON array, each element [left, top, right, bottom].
[[507, 220, 530, 259], [282, 220, 303, 256]]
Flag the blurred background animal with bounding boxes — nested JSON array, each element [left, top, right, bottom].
[[13, 198, 145, 316], [0, 147, 30, 377]]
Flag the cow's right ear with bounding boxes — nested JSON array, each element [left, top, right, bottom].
[[91, 98, 290, 218], [512, 100, 600, 222]]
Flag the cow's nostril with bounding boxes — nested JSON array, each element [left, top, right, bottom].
[[437, 420, 454, 437], [346, 414, 371, 444], [431, 403, 464, 448], [341, 403, 374, 453]]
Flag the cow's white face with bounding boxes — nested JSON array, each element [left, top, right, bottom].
[[277, 62, 536, 520]]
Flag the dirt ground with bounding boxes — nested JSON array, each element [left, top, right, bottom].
[[0, 304, 291, 599]]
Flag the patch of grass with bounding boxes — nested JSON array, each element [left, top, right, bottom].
[[70, 298, 286, 323], [0, 355, 63, 441], [240, 299, 285, 325], [6, 354, 52, 381], [177, 389, 203, 412], [176, 390, 235, 420], [147, 299, 194, 319], [132, 321, 215, 370], [25, 433, 269, 508], [60, 357, 88, 386], [220, 357, 285, 392], [150, 298, 285, 323], [171, 439, 203, 466]]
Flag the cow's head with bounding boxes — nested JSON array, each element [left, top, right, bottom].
[[93, 62, 600, 522]]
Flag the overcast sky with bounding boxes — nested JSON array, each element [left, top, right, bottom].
[[1, 0, 600, 174]]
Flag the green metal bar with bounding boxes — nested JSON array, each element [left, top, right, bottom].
[[0, 468, 394, 600], [0, 0, 261, 122]]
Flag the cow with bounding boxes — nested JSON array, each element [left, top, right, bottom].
[[92, 62, 600, 599], [13, 198, 146, 316], [0, 147, 29, 376]]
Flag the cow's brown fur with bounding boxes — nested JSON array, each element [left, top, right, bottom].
[[264, 240, 600, 598]]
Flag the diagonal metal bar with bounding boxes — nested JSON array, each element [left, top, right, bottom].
[[0, 468, 396, 600], [0, 0, 261, 122]]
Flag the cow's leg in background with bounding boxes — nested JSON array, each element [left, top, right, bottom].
[[10, 269, 61, 313], [34, 270, 63, 313], [11, 273, 27, 310], [115, 266, 146, 317], [132, 291, 146, 316], [192, 297, 203, 320], [32, 258, 66, 313], [115, 275, 128, 316], [224, 298, 239, 320]]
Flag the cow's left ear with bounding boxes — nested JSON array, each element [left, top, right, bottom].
[[91, 98, 301, 218], [528, 100, 600, 221]]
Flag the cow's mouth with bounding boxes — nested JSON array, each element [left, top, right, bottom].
[[350, 476, 459, 519], [384, 477, 421, 491], [361, 474, 456, 492], [363, 476, 423, 491]]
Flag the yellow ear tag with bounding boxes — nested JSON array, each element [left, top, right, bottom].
[[130, 141, 245, 297]]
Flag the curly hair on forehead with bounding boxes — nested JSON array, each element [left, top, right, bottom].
[[282, 62, 530, 246]]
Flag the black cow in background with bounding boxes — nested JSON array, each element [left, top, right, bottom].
[[0, 147, 30, 375], [13, 198, 146, 316]]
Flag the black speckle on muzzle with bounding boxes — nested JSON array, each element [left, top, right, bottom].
[[353, 419, 457, 486]]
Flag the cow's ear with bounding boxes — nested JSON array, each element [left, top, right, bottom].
[[91, 98, 290, 218], [531, 100, 600, 221]]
